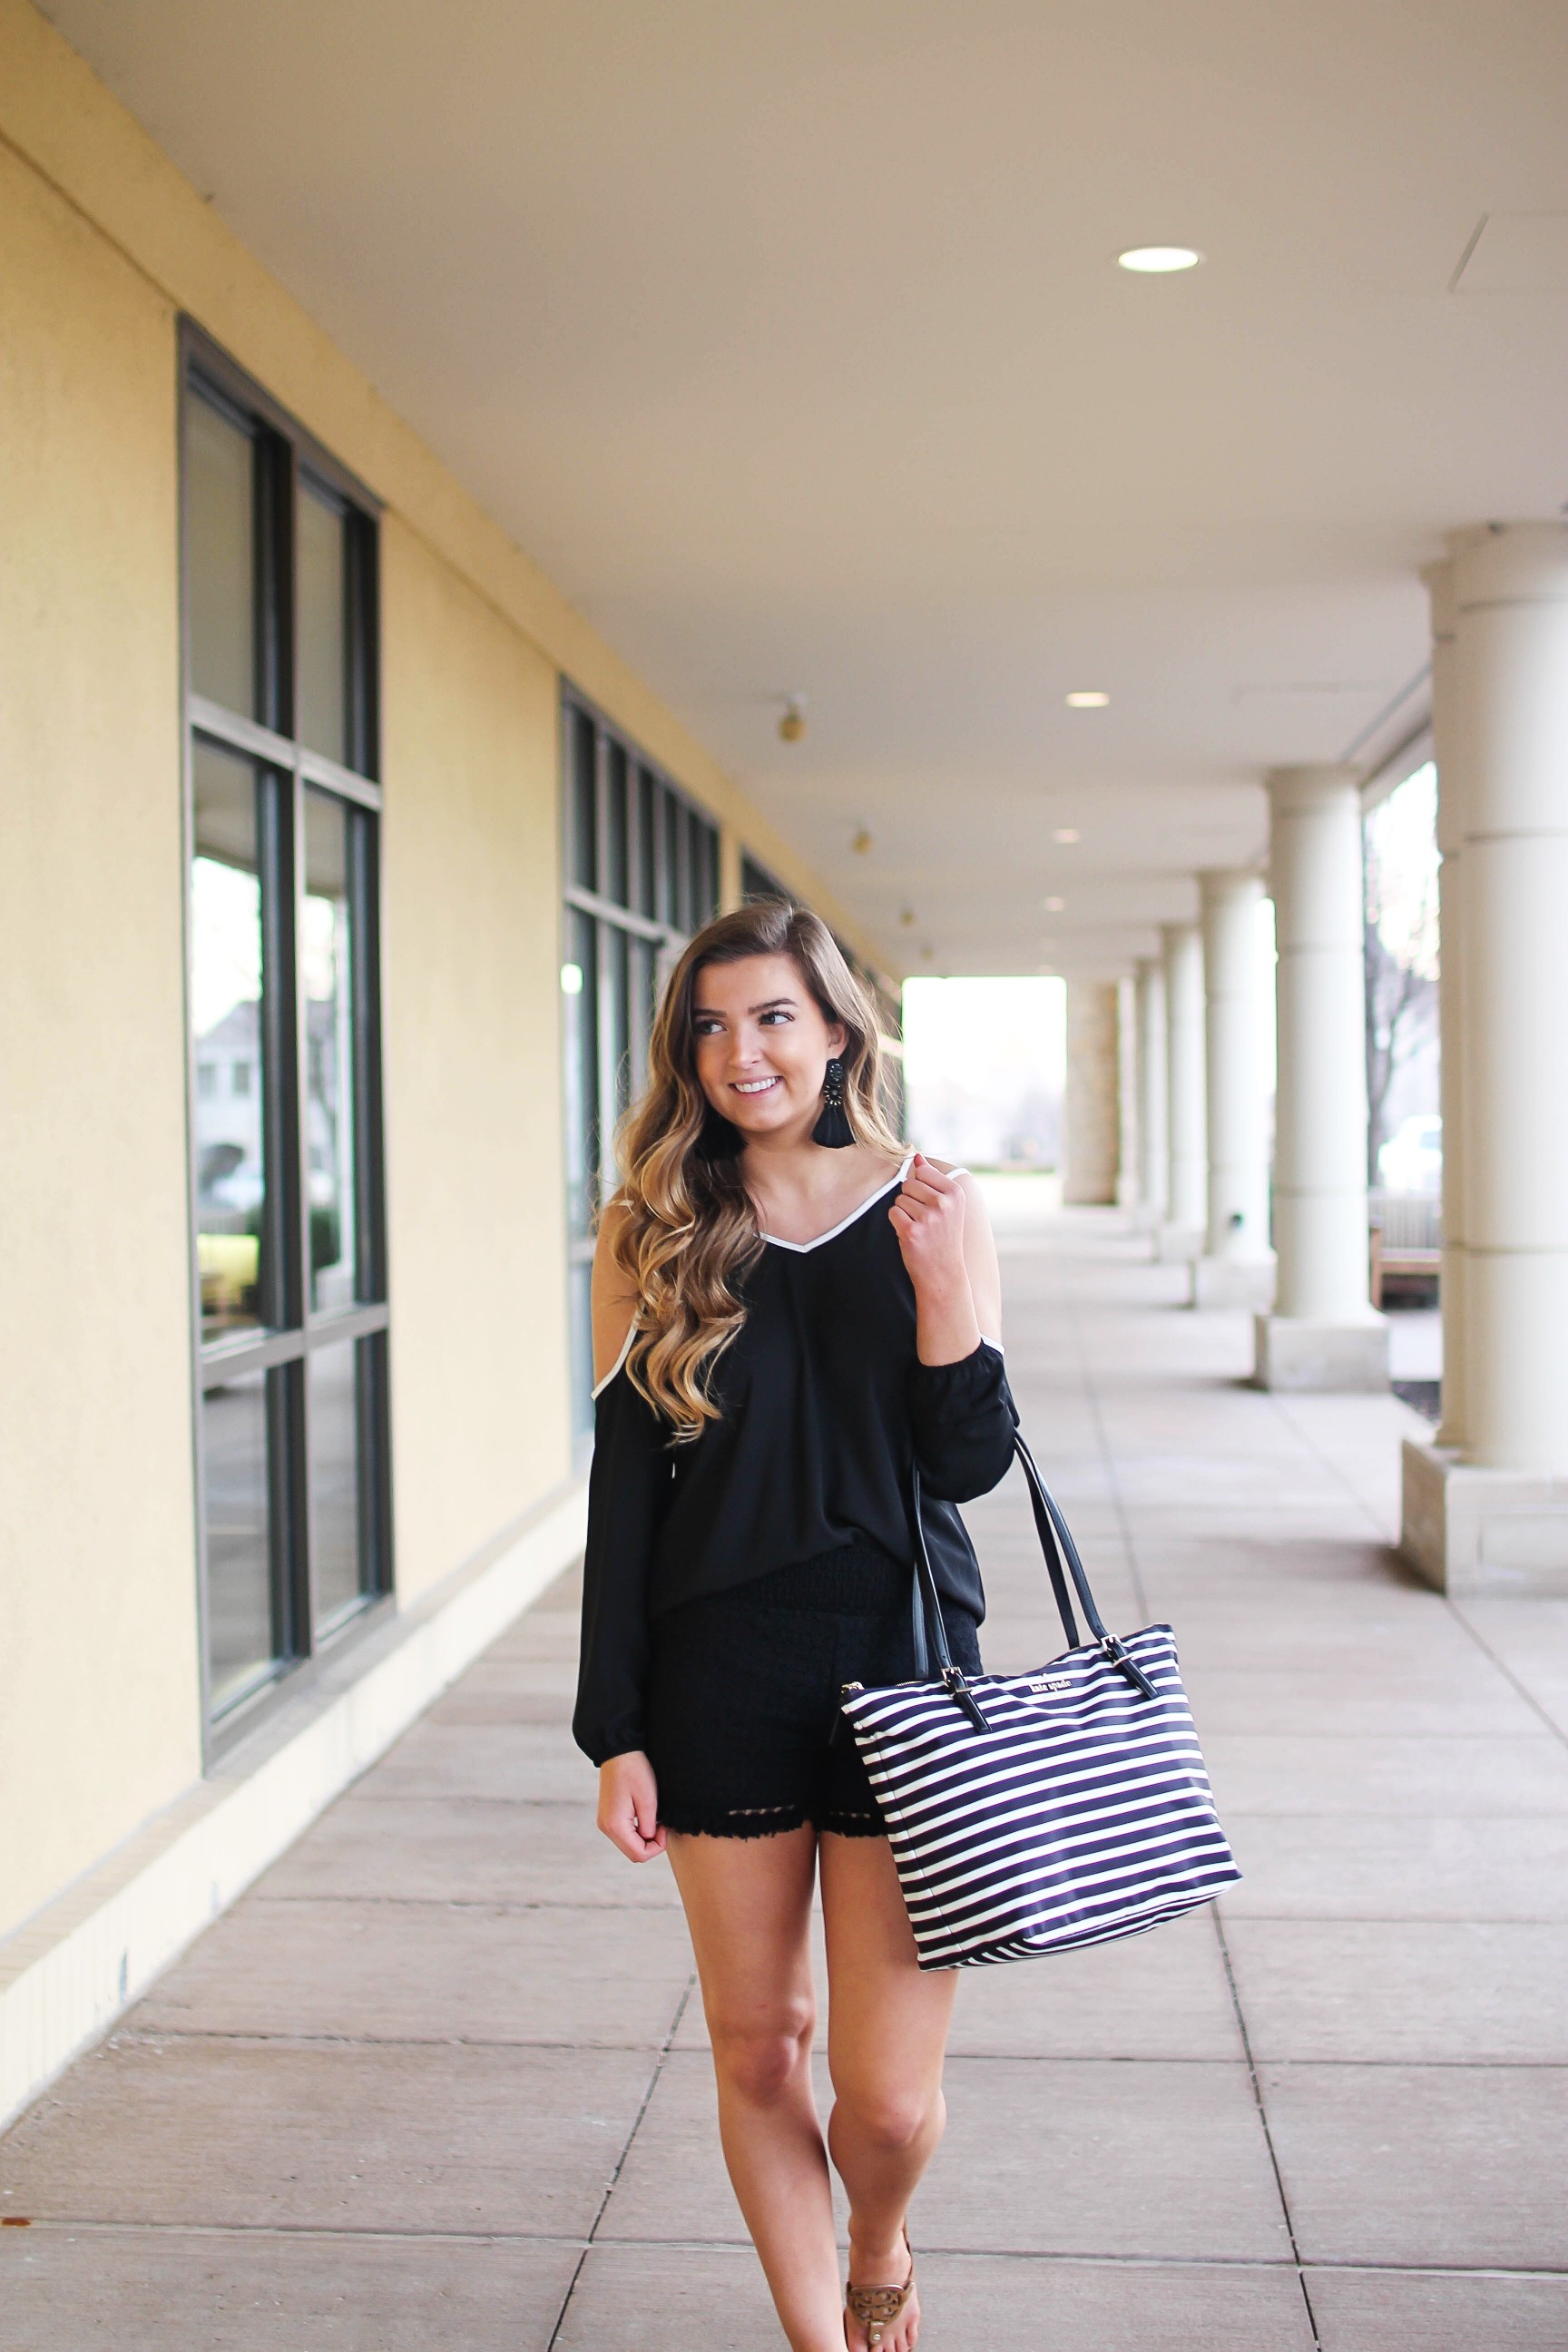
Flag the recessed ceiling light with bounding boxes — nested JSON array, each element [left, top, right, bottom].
[[1118, 246, 1203, 273], [1044, 896, 1065, 912], [1053, 827, 1081, 845], [1065, 691, 1110, 708]]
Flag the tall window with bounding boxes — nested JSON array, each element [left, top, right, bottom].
[[182, 328, 391, 1733], [562, 691, 720, 1444]]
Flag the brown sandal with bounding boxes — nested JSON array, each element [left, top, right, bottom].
[[845, 2227, 915, 2350]]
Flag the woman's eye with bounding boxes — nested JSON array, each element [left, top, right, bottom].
[[760, 1009, 793, 1025], [693, 1017, 722, 1036]]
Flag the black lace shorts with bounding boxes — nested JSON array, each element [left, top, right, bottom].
[[644, 1541, 983, 1839]]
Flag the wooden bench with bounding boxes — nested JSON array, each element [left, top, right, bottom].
[[1368, 1191, 1440, 1308]]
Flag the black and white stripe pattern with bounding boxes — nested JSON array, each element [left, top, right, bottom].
[[841, 1622, 1241, 1970]]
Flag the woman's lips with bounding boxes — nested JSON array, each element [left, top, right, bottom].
[[731, 1075, 782, 1095]]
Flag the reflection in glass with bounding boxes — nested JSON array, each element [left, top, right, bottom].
[[603, 926, 631, 1173], [309, 1339, 365, 1631], [635, 768, 658, 916], [569, 707, 597, 889], [604, 741, 629, 906], [192, 742, 267, 1339], [202, 1368, 277, 1710], [663, 792, 683, 929], [297, 477, 348, 764], [303, 789, 357, 1312], [186, 389, 257, 718], [629, 937, 657, 1098], [564, 908, 599, 1237]]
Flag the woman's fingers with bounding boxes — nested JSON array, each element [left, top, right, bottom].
[[598, 1756, 668, 1862]]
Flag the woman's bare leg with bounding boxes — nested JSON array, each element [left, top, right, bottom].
[[667, 1826, 846, 2352], [819, 1833, 959, 2352]]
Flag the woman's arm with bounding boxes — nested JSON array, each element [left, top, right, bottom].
[[579, 1210, 667, 1863], [888, 1156, 1001, 1362], [892, 1158, 1015, 1500]]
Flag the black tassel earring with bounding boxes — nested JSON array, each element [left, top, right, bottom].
[[812, 1056, 854, 1148]]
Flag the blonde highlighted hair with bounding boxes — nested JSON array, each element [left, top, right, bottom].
[[608, 900, 901, 1437]]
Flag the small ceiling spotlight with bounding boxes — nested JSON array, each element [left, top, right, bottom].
[[1065, 690, 1110, 708], [1118, 245, 1203, 273], [779, 699, 806, 744], [1044, 896, 1065, 913], [851, 826, 875, 856], [1053, 827, 1081, 845], [899, 906, 917, 927]]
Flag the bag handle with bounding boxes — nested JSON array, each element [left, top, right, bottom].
[[911, 1433, 1157, 1722]]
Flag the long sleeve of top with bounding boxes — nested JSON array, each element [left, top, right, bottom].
[[908, 1339, 1016, 1501], [573, 1366, 673, 1767]]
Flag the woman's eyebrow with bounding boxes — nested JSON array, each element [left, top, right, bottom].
[[749, 995, 799, 1014]]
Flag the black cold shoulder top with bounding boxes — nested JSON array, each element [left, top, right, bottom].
[[573, 1155, 1017, 1766]]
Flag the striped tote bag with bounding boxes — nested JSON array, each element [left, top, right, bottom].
[[840, 1434, 1241, 1971]]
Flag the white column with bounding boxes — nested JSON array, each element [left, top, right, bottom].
[[1134, 956, 1168, 1232], [1402, 521, 1568, 1594], [1192, 870, 1275, 1308], [1254, 768, 1387, 1388], [1157, 921, 1206, 1259], [1115, 976, 1140, 1209], [1427, 562, 1468, 1448]]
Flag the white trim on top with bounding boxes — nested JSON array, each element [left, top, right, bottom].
[[591, 1323, 636, 1401], [762, 1152, 916, 1254]]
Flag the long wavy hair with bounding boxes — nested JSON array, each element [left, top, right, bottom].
[[608, 899, 902, 1437]]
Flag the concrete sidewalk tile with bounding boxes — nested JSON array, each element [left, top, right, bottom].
[[923, 2057, 1289, 2259], [426, 1680, 576, 1726], [1306, 2265, 1568, 2350], [1177, 1662, 1543, 1739], [135, 1898, 694, 2047], [1223, 1919, 1568, 2062], [944, 1911, 1244, 2061], [255, 1795, 684, 1906], [0, 2225, 580, 2351], [1220, 1812, 1568, 1920], [1260, 2061, 1568, 2267], [560, 2244, 1318, 2352], [914, 2253, 1316, 2351], [0, 2038, 653, 2236], [1202, 1732, 1568, 1817], [593, 2050, 748, 2243], [481, 1612, 583, 1662], [554, 2241, 778, 2348], [358, 1720, 598, 1802]]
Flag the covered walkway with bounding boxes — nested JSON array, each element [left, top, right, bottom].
[[4, 1192, 1566, 2349]]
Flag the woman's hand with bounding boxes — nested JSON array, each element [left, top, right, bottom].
[[889, 1155, 983, 1365], [597, 1751, 667, 1863]]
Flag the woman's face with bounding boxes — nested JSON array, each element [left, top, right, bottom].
[[690, 953, 847, 1141]]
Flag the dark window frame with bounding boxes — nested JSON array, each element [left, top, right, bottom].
[[180, 322, 393, 1759]]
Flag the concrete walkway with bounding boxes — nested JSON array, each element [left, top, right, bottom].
[[5, 1200, 1567, 2349]]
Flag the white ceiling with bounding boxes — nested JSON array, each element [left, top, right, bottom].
[[41, 0, 1568, 975]]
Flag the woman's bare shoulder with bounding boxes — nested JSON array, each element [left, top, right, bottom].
[[592, 1199, 641, 1383]]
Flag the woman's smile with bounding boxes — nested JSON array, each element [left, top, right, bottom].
[[731, 1074, 782, 1095]]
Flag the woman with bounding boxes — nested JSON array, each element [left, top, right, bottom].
[[574, 899, 1014, 2352]]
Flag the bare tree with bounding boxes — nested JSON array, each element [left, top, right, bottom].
[[1363, 779, 1439, 1188]]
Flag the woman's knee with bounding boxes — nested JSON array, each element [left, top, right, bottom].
[[834, 2078, 944, 2155], [708, 1996, 816, 2105]]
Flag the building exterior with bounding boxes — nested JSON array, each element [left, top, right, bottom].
[[0, 0, 894, 2122]]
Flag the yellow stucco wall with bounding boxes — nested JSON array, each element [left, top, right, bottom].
[[0, 0, 883, 1950], [0, 141, 203, 1938], [380, 520, 573, 1595]]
